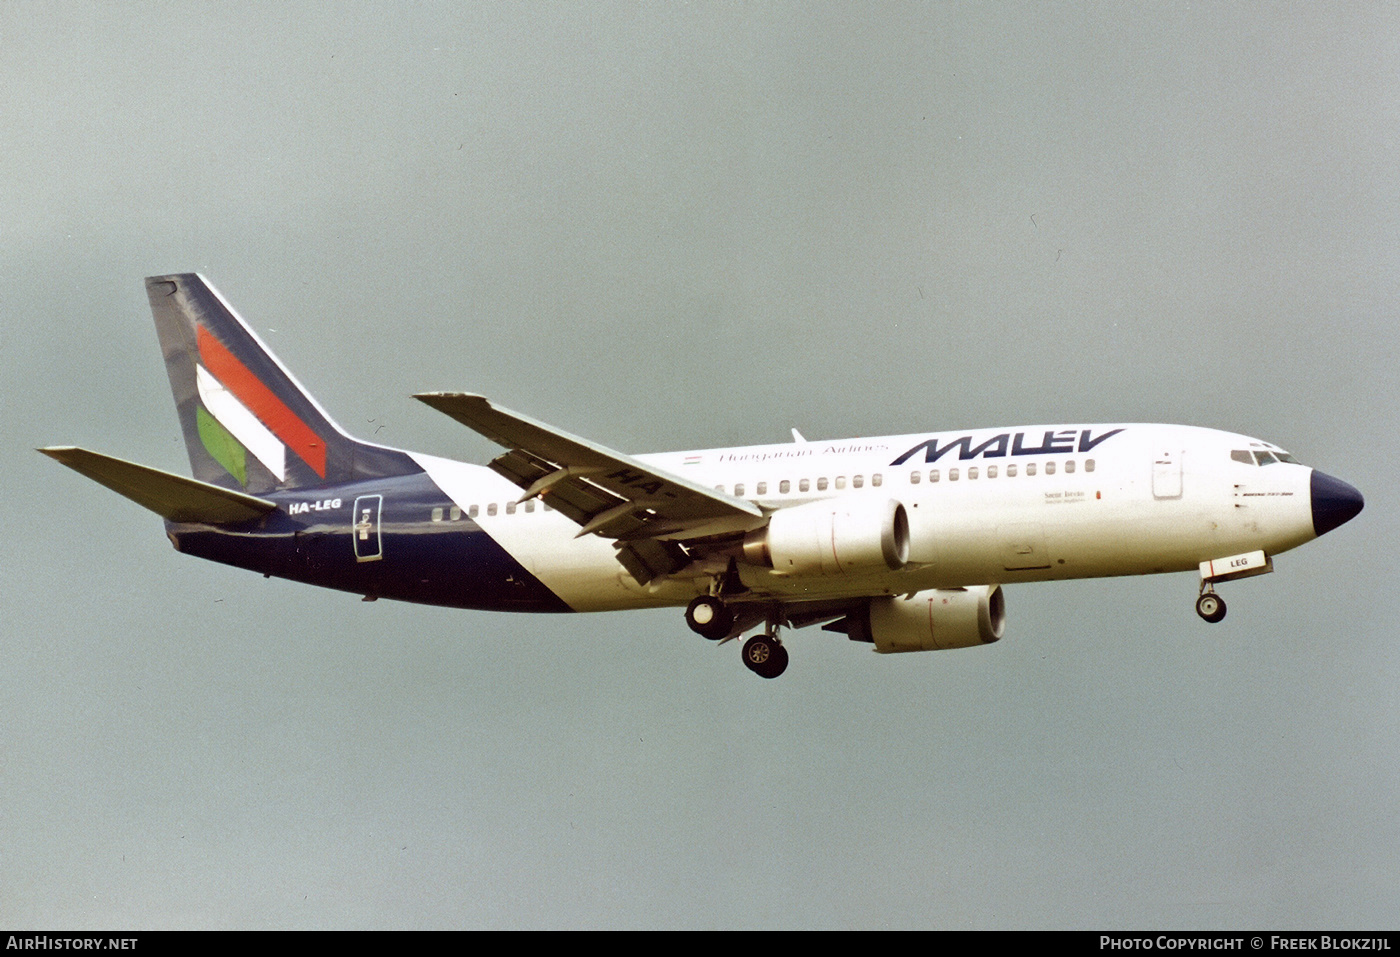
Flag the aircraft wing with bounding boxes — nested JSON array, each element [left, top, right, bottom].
[[415, 393, 766, 582]]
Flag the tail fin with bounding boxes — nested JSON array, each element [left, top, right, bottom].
[[147, 274, 420, 493]]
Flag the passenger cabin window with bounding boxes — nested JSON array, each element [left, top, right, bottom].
[[779, 480, 791, 494], [1026, 463, 1037, 476], [1007, 464, 1018, 477], [871, 474, 883, 487], [487, 503, 498, 516], [734, 483, 745, 497], [506, 502, 517, 515], [469, 504, 479, 518], [949, 468, 959, 481], [835, 476, 846, 490], [910, 471, 921, 484], [852, 475, 863, 489], [756, 482, 767, 495], [1065, 460, 1075, 474], [799, 479, 810, 492], [450, 506, 461, 520], [1085, 460, 1095, 473], [967, 467, 978, 480], [987, 465, 998, 478], [525, 501, 535, 513], [1045, 462, 1056, 475], [930, 470, 940, 482], [432, 507, 443, 522], [817, 478, 828, 491]]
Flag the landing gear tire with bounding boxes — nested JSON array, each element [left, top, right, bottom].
[[685, 596, 734, 641], [1196, 592, 1227, 623], [742, 634, 789, 679]]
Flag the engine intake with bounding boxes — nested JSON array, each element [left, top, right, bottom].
[[744, 497, 909, 576]]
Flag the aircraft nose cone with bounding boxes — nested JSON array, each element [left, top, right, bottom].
[[1311, 470, 1364, 537]]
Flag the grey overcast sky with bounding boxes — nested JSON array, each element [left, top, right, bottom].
[[3, 2, 1396, 929]]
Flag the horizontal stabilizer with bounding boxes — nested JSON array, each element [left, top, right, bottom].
[[38, 447, 278, 523]]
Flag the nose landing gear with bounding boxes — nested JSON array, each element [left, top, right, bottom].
[[1195, 587, 1227, 623], [1195, 550, 1273, 623]]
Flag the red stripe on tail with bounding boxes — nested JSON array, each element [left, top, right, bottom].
[[197, 325, 327, 478]]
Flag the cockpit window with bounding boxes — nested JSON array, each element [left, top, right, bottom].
[[1233, 448, 1300, 466]]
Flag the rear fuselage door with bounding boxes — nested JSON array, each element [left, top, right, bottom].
[[353, 494, 383, 562]]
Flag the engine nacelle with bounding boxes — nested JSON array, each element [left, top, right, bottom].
[[743, 497, 909, 576], [849, 586, 1005, 653]]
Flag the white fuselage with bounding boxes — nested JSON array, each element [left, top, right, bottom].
[[412, 423, 1316, 612]]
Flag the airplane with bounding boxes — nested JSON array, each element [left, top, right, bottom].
[[41, 274, 1364, 679]]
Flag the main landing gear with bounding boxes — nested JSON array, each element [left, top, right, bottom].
[[684, 595, 789, 678], [741, 632, 789, 679], [685, 595, 734, 641]]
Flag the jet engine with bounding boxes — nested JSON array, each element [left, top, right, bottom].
[[743, 497, 909, 576], [844, 586, 1005, 653]]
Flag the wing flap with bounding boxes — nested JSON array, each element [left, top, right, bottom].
[[39, 447, 277, 524]]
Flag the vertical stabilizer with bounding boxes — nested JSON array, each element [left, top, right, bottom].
[[147, 274, 420, 493]]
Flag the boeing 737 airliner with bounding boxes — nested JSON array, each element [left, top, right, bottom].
[[42, 275, 1364, 678]]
